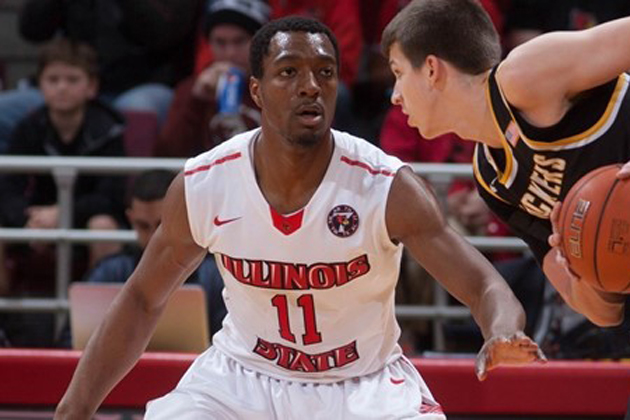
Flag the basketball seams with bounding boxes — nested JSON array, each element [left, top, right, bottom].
[[593, 177, 619, 291]]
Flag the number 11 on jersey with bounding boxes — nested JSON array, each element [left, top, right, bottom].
[[271, 294, 322, 345]]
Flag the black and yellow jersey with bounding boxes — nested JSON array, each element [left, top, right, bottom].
[[474, 67, 630, 263]]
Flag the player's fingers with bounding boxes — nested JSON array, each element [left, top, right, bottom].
[[616, 162, 630, 179], [550, 202, 562, 229], [475, 352, 489, 381], [548, 232, 561, 247]]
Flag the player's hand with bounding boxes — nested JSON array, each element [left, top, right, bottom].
[[475, 331, 546, 381], [616, 161, 630, 179], [547, 202, 580, 282]]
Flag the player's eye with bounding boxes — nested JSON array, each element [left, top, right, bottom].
[[280, 68, 296, 77], [320, 67, 334, 78]]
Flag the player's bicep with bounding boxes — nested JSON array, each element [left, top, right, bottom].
[[501, 18, 630, 107], [126, 173, 207, 309]]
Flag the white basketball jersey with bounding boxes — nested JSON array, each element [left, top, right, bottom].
[[184, 129, 406, 383]]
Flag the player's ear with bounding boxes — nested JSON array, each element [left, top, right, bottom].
[[250, 76, 263, 109], [425, 55, 444, 88]]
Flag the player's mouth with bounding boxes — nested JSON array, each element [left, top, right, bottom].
[[295, 104, 324, 127]]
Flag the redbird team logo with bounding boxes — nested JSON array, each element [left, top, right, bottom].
[[327, 205, 359, 237]]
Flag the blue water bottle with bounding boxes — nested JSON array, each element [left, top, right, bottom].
[[217, 67, 246, 115]]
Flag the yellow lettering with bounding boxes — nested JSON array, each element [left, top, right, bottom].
[[521, 193, 553, 218], [533, 154, 566, 171], [531, 170, 562, 195]]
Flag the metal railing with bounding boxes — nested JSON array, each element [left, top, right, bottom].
[[0, 156, 528, 350]]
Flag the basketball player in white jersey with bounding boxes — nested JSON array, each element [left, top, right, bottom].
[[55, 17, 544, 420]]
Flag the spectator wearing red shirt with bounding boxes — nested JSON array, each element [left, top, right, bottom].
[[155, 0, 270, 157]]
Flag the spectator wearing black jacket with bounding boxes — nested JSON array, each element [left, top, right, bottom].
[[0, 0, 204, 153], [0, 39, 126, 298]]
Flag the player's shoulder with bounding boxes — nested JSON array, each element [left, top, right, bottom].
[[184, 129, 257, 177], [332, 129, 405, 176]]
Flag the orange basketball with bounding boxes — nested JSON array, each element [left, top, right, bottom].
[[559, 164, 630, 293]]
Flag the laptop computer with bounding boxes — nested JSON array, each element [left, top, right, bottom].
[[69, 283, 210, 353]]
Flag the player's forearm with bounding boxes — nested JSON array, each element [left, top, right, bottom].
[[547, 270, 624, 327], [542, 250, 624, 327], [470, 279, 527, 340], [569, 281, 625, 327], [55, 288, 163, 418]]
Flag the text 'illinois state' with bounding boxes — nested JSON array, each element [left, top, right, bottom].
[[220, 254, 371, 290], [254, 337, 359, 372]]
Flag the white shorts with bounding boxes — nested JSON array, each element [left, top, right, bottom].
[[145, 347, 446, 419]]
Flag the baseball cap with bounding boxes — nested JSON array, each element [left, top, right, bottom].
[[205, 0, 271, 36]]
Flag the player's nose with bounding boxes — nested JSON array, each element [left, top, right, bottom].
[[390, 87, 402, 106]]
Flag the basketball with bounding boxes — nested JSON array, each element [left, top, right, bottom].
[[559, 164, 630, 293]]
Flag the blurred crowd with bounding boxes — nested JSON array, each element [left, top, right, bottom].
[[1, 0, 629, 359]]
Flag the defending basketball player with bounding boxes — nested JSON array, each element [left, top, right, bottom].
[[382, 0, 630, 327], [55, 17, 543, 420]]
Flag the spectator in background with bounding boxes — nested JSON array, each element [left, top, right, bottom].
[[155, 0, 270, 157], [0, 0, 204, 154], [505, 0, 630, 50], [0, 39, 126, 347], [0, 38, 126, 265], [83, 170, 227, 338]]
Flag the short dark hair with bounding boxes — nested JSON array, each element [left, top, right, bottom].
[[131, 170, 176, 202], [381, 0, 501, 75], [37, 37, 99, 79], [249, 16, 340, 79]]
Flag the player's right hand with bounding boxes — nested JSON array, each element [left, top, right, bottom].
[[475, 332, 546, 381]]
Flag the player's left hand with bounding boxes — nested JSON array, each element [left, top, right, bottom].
[[616, 161, 630, 179], [475, 331, 546, 381]]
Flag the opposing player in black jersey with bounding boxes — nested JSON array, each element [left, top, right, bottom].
[[382, 0, 630, 327]]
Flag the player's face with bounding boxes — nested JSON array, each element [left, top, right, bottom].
[[126, 198, 163, 250], [209, 24, 252, 71], [251, 31, 338, 147], [39, 62, 97, 114], [388, 43, 438, 138]]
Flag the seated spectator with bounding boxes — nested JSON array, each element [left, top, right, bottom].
[[83, 170, 227, 338], [0, 38, 126, 277], [155, 0, 270, 157], [0, 0, 203, 153], [0, 39, 126, 347]]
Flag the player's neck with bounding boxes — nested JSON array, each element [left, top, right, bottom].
[[447, 71, 503, 149], [253, 130, 334, 214]]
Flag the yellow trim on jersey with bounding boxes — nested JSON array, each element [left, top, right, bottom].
[[472, 145, 510, 204], [502, 74, 626, 149], [485, 71, 515, 185]]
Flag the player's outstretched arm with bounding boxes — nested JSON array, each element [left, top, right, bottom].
[[545, 203, 625, 327], [386, 167, 545, 380], [54, 173, 207, 420], [499, 17, 630, 118]]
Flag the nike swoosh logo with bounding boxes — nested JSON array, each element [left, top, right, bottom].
[[213, 216, 241, 226], [390, 378, 405, 385]]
